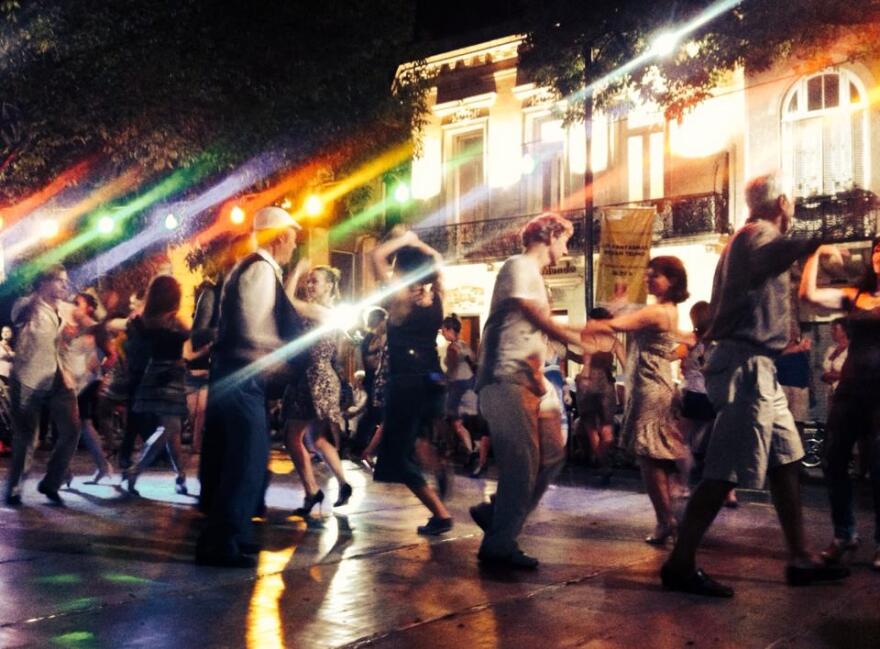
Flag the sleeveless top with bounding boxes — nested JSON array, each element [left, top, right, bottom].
[[620, 328, 686, 460], [840, 291, 880, 382], [387, 296, 443, 378]]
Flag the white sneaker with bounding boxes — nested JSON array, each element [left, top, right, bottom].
[[872, 546, 880, 572]]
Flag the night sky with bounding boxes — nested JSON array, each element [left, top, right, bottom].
[[414, 0, 525, 49]]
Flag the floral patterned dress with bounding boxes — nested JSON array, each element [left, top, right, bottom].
[[283, 319, 344, 429]]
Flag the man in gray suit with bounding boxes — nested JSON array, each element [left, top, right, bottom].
[[4, 264, 81, 505], [196, 206, 303, 568]]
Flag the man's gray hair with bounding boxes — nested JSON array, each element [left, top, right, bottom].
[[745, 174, 785, 222]]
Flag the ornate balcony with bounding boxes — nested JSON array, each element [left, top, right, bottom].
[[790, 189, 880, 243], [413, 192, 728, 262]]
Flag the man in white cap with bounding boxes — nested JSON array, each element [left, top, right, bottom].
[[197, 206, 304, 568]]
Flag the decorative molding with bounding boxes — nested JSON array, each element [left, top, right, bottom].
[[433, 92, 497, 118]]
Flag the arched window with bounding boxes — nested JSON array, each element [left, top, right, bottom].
[[781, 68, 868, 197]]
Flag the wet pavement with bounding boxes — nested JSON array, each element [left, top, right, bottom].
[[0, 450, 877, 649]]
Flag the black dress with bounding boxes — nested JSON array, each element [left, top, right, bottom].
[[131, 321, 189, 418], [373, 295, 444, 489]]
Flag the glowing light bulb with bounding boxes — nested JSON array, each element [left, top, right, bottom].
[[97, 216, 115, 235], [39, 219, 60, 240], [230, 205, 245, 225], [305, 195, 323, 217], [393, 183, 410, 204], [164, 213, 179, 230], [650, 31, 679, 57]]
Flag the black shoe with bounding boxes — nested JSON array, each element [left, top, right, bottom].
[[469, 503, 493, 533], [195, 552, 257, 568], [4, 493, 21, 506], [37, 481, 64, 505], [660, 563, 734, 598], [477, 549, 539, 570], [333, 483, 352, 507], [785, 561, 850, 586], [417, 516, 453, 536], [293, 489, 324, 517]]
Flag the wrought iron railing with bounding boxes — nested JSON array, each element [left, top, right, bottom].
[[791, 189, 880, 243], [413, 192, 728, 262], [601, 192, 730, 240]]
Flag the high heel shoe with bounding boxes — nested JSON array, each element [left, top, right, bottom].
[[122, 469, 140, 496], [88, 467, 114, 485], [333, 483, 352, 507], [63, 471, 73, 489], [645, 523, 677, 546], [293, 489, 324, 517], [175, 474, 188, 495]]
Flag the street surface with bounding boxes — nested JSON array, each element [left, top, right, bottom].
[[0, 450, 877, 649]]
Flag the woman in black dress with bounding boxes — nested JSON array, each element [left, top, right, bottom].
[[370, 230, 452, 536], [123, 275, 190, 496]]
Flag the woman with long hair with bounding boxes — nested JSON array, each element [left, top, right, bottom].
[[370, 229, 452, 536], [282, 263, 353, 516], [800, 238, 880, 570], [122, 275, 190, 496], [583, 256, 690, 544]]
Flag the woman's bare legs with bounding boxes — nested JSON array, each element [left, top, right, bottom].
[[639, 456, 676, 533], [313, 422, 348, 487], [285, 419, 320, 496], [450, 418, 473, 454]]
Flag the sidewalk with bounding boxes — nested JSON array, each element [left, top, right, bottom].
[[0, 450, 876, 649]]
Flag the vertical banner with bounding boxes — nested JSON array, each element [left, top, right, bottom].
[[596, 206, 655, 306]]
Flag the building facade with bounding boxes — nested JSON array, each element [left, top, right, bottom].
[[396, 34, 880, 355]]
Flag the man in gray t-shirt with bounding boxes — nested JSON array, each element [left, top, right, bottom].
[[662, 174, 847, 597], [470, 213, 581, 570]]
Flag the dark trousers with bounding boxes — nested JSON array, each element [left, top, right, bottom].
[[824, 382, 880, 543], [197, 371, 269, 557]]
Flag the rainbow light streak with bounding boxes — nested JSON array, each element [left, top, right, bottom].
[[0, 159, 93, 226], [569, 0, 745, 106], [329, 140, 482, 242], [2, 169, 141, 264], [40, 163, 212, 288], [290, 144, 413, 222], [212, 264, 439, 397]]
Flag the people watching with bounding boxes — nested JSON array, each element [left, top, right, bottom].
[[575, 307, 625, 486], [440, 313, 477, 462]]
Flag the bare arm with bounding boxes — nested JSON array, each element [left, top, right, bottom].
[[513, 298, 581, 347], [586, 304, 670, 334], [370, 230, 419, 282], [799, 245, 855, 311]]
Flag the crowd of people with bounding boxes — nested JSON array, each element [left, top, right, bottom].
[[0, 174, 878, 598]]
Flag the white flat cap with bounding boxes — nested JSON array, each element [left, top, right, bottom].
[[252, 206, 301, 231]]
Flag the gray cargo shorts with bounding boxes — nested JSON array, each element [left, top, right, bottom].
[[702, 341, 804, 489]]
